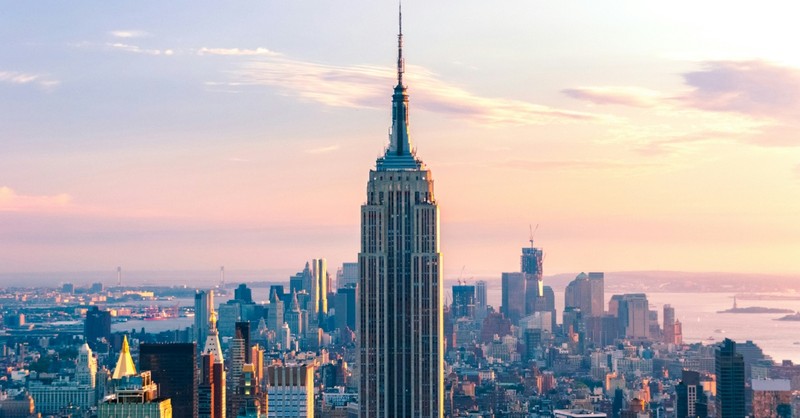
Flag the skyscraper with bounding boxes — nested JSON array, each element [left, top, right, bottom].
[[588, 272, 605, 317], [203, 311, 226, 418], [234, 284, 253, 304], [359, 8, 443, 417], [227, 328, 246, 418], [663, 304, 676, 344], [199, 354, 215, 418], [676, 370, 708, 418], [521, 245, 543, 304], [564, 272, 604, 318], [501, 272, 526, 324], [85, 306, 112, 351], [76, 343, 97, 388], [334, 285, 357, 334], [139, 343, 198, 418], [337, 262, 359, 289], [267, 364, 315, 418], [451, 284, 476, 319], [195, 290, 214, 357], [716, 338, 745, 418], [616, 294, 649, 340], [267, 289, 284, 332], [475, 280, 487, 309], [312, 258, 328, 321]]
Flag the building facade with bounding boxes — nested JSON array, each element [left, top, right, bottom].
[[139, 343, 198, 418], [358, 10, 444, 417], [195, 291, 214, 357], [716, 338, 746, 418], [267, 364, 315, 418], [501, 273, 526, 324], [451, 285, 475, 319]]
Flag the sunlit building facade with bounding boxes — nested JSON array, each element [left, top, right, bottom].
[[358, 9, 443, 417]]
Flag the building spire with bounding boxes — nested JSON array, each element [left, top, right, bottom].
[[112, 335, 137, 379], [397, 1, 404, 86]]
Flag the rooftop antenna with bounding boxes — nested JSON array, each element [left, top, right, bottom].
[[397, 0, 404, 86], [117, 266, 122, 287]]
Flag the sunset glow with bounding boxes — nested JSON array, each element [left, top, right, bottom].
[[2, 1, 799, 278]]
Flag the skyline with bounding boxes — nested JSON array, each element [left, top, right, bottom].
[[2, 1, 800, 277]]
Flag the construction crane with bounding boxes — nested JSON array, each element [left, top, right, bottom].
[[529, 223, 539, 248]]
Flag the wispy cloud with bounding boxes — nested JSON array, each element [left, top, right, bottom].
[[495, 159, 655, 172], [0, 71, 60, 89], [562, 86, 664, 107], [109, 30, 150, 39], [223, 56, 599, 126], [0, 187, 72, 212], [679, 60, 800, 118], [305, 144, 341, 154], [563, 60, 800, 151], [197, 47, 280, 57], [107, 42, 174, 56]]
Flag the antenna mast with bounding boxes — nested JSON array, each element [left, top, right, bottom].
[[397, 1, 404, 86]]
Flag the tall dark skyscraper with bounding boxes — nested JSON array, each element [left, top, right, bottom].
[[335, 285, 357, 333], [139, 343, 198, 418], [716, 338, 745, 418], [359, 8, 443, 417], [84, 306, 111, 350]]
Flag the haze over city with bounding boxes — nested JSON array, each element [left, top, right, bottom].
[[2, 1, 800, 278]]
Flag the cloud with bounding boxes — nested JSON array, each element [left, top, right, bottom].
[[0, 187, 72, 212], [107, 42, 174, 56], [0, 71, 60, 89], [679, 60, 800, 117], [109, 30, 149, 39], [495, 159, 655, 172], [562, 86, 664, 107], [197, 47, 280, 57], [563, 60, 800, 150], [227, 56, 599, 126], [305, 145, 341, 154]]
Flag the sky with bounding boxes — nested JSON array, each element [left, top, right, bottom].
[[2, 1, 800, 280]]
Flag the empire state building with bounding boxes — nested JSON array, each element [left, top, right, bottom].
[[358, 8, 444, 418]]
